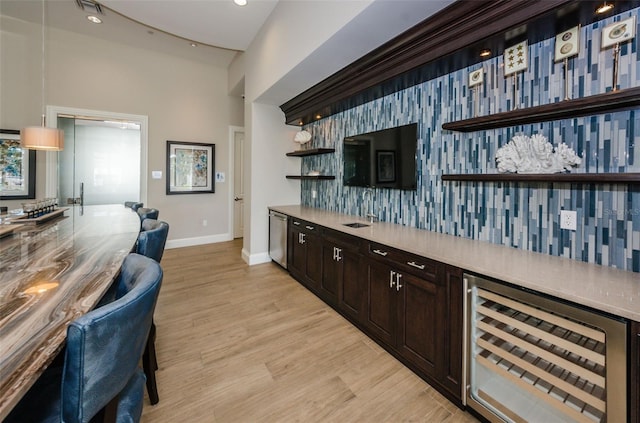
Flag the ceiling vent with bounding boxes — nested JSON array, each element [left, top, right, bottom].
[[75, 0, 104, 15]]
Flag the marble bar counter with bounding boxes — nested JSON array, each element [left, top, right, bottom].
[[0, 204, 141, 420], [269, 205, 640, 322]]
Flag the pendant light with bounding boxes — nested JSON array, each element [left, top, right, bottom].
[[20, 0, 64, 151]]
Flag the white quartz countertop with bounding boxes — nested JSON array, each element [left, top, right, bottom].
[[269, 205, 640, 322]]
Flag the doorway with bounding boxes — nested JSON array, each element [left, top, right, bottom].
[[46, 106, 148, 206], [230, 126, 244, 239], [58, 117, 141, 206]]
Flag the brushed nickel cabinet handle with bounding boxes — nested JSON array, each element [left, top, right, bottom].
[[373, 249, 388, 256], [407, 261, 425, 270]]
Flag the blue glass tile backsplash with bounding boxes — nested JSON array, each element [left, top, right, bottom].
[[298, 9, 640, 272]]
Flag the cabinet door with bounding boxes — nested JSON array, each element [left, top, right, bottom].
[[632, 320, 640, 423], [304, 229, 322, 290], [320, 243, 340, 305], [441, 265, 463, 400], [339, 247, 363, 321], [396, 271, 442, 378], [364, 260, 395, 345], [288, 223, 305, 280]]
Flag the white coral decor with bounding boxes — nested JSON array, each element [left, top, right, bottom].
[[495, 134, 581, 174]]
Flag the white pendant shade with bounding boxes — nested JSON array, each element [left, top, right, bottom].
[[21, 1, 64, 152], [21, 126, 64, 151]]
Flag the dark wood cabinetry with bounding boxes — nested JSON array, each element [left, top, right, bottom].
[[320, 229, 364, 320], [287, 218, 322, 291], [280, 211, 637, 419], [364, 259, 395, 345], [284, 216, 465, 406], [364, 243, 448, 383], [395, 267, 443, 380], [631, 320, 640, 423], [441, 265, 463, 399]]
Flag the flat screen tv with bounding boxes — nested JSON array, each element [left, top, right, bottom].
[[343, 123, 417, 190]]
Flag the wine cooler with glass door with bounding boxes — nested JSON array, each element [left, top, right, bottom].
[[464, 274, 627, 423]]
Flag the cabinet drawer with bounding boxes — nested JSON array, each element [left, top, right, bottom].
[[289, 218, 321, 234], [368, 242, 440, 282], [323, 228, 363, 252]]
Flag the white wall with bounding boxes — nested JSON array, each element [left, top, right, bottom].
[[242, 101, 300, 264], [237, 1, 376, 264], [235, 0, 456, 264], [1, 15, 242, 245], [243, 1, 372, 105]]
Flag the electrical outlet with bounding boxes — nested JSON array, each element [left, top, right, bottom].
[[311, 190, 317, 199], [202, 219, 208, 227], [560, 210, 577, 230]]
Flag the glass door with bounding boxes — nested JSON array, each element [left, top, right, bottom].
[[57, 116, 141, 206]]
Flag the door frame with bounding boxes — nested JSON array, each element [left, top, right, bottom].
[[228, 125, 244, 238], [45, 106, 149, 205]]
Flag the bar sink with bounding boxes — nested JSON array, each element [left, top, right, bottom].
[[343, 222, 370, 228]]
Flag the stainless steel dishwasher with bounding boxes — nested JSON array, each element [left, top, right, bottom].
[[268, 210, 287, 268]]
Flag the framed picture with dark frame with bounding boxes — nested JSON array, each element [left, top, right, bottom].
[[166, 140, 215, 195], [376, 150, 396, 183], [0, 129, 36, 200]]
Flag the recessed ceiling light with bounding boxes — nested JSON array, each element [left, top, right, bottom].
[[190, 42, 198, 47], [315, 114, 322, 119], [479, 49, 491, 58], [595, 2, 614, 14], [234, 0, 247, 6], [86, 15, 102, 24]]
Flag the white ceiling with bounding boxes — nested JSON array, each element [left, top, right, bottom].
[[100, 0, 279, 51], [0, 0, 455, 102], [0, 0, 243, 67]]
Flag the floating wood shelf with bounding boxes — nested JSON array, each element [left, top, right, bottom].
[[441, 173, 640, 184], [286, 148, 335, 157], [286, 175, 336, 180], [442, 87, 640, 132]]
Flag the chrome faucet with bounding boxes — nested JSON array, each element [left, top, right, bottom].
[[362, 188, 375, 223]]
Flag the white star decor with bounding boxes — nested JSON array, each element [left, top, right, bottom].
[[504, 40, 528, 76]]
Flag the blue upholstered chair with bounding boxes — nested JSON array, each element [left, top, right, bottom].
[[134, 219, 169, 404], [97, 219, 169, 405], [124, 201, 143, 210], [136, 207, 159, 223], [136, 219, 169, 263], [5, 254, 163, 423]]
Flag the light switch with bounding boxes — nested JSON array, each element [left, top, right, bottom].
[[216, 172, 225, 182], [151, 171, 162, 179]]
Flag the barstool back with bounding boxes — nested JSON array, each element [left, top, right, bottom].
[[136, 219, 170, 263]]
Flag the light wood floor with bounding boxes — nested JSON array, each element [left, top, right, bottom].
[[142, 239, 479, 422]]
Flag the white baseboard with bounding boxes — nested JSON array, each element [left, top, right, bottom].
[[242, 249, 272, 266], [165, 233, 233, 249], [166, 235, 272, 267]]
